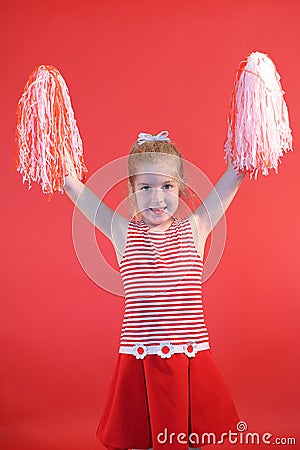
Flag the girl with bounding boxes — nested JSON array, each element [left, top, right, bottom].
[[63, 131, 245, 450]]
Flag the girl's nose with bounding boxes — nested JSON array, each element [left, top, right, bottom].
[[151, 188, 164, 204]]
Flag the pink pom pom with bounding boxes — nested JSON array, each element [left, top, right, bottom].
[[224, 51, 293, 180], [15, 65, 88, 200]]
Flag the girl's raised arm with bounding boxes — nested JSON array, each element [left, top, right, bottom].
[[190, 158, 245, 239], [63, 153, 129, 248]]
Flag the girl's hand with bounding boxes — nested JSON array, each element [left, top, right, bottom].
[[62, 149, 80, 191], [64, 149, 79, 180], [226, 156, 245, 178], [226, 156, 235, 172]]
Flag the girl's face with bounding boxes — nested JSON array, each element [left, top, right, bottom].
[[132, 161, 180, 228]]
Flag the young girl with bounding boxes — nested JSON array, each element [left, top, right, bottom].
[[63, 131, 245, 450]]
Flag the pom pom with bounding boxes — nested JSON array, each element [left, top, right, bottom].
[[224, 51, 293, 180], [15, 65, 88, 200]]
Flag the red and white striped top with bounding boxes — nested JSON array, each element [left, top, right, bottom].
[[118, 217, 210, 350]]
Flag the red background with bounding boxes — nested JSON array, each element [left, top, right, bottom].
[[1, 1, 300, 449]]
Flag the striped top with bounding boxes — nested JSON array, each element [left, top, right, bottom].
[[118, 217, 210, 350]]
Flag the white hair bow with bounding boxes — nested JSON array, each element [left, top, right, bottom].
[[137, 130, 171, 145]]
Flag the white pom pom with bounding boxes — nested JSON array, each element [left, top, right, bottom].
[[224, 51, 293, 179]]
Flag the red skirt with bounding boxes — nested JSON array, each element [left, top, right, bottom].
[[96, 349, 240, 449]]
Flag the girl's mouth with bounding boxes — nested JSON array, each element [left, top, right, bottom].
[[149, 207, 167, 215]]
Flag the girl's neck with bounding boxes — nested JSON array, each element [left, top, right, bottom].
[[141, 216, 175, 232]]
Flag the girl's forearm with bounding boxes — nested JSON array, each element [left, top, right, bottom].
[[63, 175, 102, 225], [62, 174, 119, 239], [212, 160, 246, 216], [195, 159, 246, 236]]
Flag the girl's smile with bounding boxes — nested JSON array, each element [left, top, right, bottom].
[[149, 206, 167, 214]]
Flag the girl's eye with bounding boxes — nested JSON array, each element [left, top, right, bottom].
[[140, 184, 173, 191]]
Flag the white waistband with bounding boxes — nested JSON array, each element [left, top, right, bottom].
[[119, 341, 210, 359]]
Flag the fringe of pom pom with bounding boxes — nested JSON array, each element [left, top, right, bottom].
[[15, 65, 88, 199], [224, 51, 293, 179]]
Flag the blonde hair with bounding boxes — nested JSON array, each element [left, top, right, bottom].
[[127, 138, 195, 220]]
